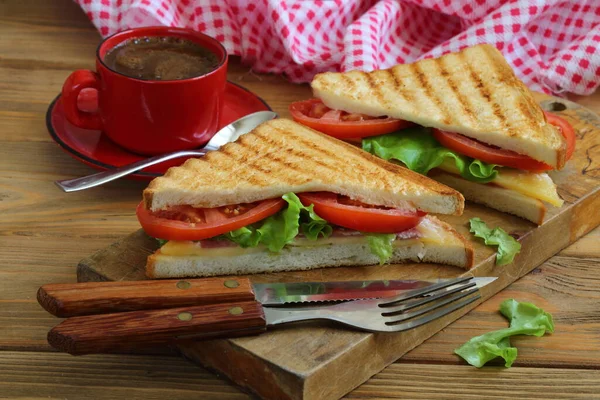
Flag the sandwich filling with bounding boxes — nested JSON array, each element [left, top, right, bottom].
[[155, 216, 454, 259], [138, 192, 435, 264], [361, 126, 565, 207], [289, 99, 575, 217]]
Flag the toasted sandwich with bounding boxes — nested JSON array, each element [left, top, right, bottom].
[[137, 118, 474, 278], [290, 44, 575, 225]]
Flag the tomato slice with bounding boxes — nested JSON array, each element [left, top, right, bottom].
[[545, 112, 576, 161], [137, 199, 285, 241], [432, 111, 575, 171], [432, 129, 552, 171], [297, 192, 425, 233], [289, 99, 412, 139]]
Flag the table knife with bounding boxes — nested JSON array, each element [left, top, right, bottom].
[[38, 276, 496, 317], [38, 276, 496, 355]]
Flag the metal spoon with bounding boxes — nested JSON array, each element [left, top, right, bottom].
[[55, 111, 278, 192]]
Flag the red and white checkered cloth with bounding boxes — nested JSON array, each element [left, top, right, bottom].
[[78, 0, 600, 95]]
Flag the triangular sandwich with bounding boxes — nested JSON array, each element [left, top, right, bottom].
[[303, 44, 572, 224], [138, 119, 473, 278]]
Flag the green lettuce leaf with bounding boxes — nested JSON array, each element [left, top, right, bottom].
[[156, 238, 169, 247], [362, 128, 499, 183], [366, 233, 396, 264], [469, 218, 521, 265], [298, 197, 333, 240], [222, 193, 332, 252], [455, 299, 554, 368], [221, 226, 260, 248]]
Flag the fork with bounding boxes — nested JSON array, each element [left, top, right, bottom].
[[45, 277, 481, 355], [264, 278, 480, 332]]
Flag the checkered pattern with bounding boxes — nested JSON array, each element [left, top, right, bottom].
[[77, 0, 600, 95]]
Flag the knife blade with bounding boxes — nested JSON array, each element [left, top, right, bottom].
[[254, 277, 496, 305], [38, 277, 497, 318]]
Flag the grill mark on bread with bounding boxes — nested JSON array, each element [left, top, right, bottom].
[[437, 56, 475, 123], [512, 79, 544, 134], [238, 126, 357, 182], [291, 133, 366, 171], [243, 131, 314, 185], [231, 148, 293, 185], [341, 74, 357, 92], [459, 50, 510, 134], [255, 123, 462, 209], [479, 45, 523, 135], [263, 125, 397, 193], [232, 137, 300, 184], [481, 45, 515, 85], [217, 144, 272, 186], [388, 68, 413, 103], [364, 72, 386, 106], [518, 98, 540, 133], [286, 130, 399, 192], [143, 118, 465, 213], [411, 62, 451, 125], [253, 128, 401, 196], [260, 127, 353, 178]]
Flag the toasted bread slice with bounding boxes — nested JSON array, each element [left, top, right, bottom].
[[431, 170, 546, 225], [144, 119, 464, 214], [312, 44, 566, 169], [146, 216, 474, 278]]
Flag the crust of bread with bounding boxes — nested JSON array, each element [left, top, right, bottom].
[[143, 118, 464, 215], [429, 215, 474, 268], [312, 44, 567, 169], [431, 171, 547, 225], [145, 241, 472, 279], [145, 216, 474, 278]]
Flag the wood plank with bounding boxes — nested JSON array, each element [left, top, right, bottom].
[[78, 95, 600, 400], [0, 351, 249, 399], [0, 352, 599, 399], [559, 225, 600, 258], [346, 364, 600, 399], [0, 0, 99, 71], [402, 256, 600, 368], [0, 0, 98, 29]]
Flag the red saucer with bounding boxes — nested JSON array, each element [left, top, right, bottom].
[[47, 81, 271, 180]]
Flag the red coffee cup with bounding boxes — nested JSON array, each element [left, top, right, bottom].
[[61, 27, 228, 155]]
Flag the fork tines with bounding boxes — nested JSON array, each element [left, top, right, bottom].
[[379, 277, 481, 331]]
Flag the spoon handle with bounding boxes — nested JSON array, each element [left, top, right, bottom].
[[55, 149, 205, 192]]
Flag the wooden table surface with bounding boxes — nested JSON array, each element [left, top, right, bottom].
[[1, 1, 599, 399]]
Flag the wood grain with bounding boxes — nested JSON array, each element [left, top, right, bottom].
[[49, 300, 267, 355], [1, 1, 600, 399], [1, 351, 599, 399], [346, 364, 600, 399], [38, 277, 256, 317], [0, 351, 250, 400]]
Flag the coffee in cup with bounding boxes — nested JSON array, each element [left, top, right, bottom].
[[103, 36, 220, 81], [61, 27, 228, 155]]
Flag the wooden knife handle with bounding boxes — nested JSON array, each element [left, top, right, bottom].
[[47, 300, 266, 355], [37, 277, 255, 317]]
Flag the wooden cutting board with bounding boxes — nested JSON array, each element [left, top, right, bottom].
[[77, 94, 600, 400]]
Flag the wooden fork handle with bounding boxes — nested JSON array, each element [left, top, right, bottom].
[[37, 277, 256, 317], [48, 300, 266, 355]]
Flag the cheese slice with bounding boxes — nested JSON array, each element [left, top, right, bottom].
[[159, 216, 454, 258], [160, 241, 265, 257], [437, 159, 563, 207]]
